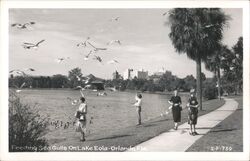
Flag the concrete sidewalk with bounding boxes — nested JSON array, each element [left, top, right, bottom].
[[127, 98, 238, 152]]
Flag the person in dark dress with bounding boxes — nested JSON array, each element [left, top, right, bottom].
[[168, 89, 182, 130], [187, 89, 199, 135]]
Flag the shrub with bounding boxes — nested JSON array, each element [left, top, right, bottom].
[[9, 91, 49, 152], [203, 84, 218, 100]]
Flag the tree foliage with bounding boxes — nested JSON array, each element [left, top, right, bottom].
[[221, 37, 243, 94], [168, 8, 229, 109], [68, 67, 83, 88], [9, 92, 49, 152]]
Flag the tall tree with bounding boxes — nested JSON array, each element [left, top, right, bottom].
[[221, 37, 243, 94], [68, 68, 83, 88], [205, 45, 230, 99], [168, 8, 229, 110]]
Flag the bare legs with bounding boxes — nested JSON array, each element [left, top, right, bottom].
[[189, 124, 198, 135], [137, 110, 141, 125], [174, 122, 178, 130], [80, 132, 85, 141]]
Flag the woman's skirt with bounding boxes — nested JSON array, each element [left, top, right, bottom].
[[188, 108, 198, 125], [172, 106, 181, 122], [76, 120, 87, 133]]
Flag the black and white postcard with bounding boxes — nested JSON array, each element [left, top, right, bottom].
[[0, 1, 249, 161]]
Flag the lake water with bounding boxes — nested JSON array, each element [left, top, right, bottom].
[[18, 89, 189, 142]]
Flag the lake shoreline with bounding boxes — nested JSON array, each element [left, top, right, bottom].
[[10, 87, 189, 96]]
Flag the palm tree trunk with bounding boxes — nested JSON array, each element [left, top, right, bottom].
[[196, 55, 202, 110], [217, 68, 221, 99]]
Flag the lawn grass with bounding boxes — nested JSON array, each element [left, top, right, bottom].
[[51, 99, 225, 152], [186, 96, 243, 152]]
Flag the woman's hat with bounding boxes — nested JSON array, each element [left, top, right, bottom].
[[137, 93, 142, 98], [80, 97, 85, 102]]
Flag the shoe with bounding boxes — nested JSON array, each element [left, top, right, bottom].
[[192, 132, 196, 136], [194, 131, 199, 135], [174, 126, 177, 130], [80, 138, 85, 142], [189, 131, 193, 135]]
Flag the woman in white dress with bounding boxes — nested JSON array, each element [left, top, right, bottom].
[[75, 97, 87, 141]]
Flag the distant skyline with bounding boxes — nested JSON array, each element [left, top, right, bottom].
[[9, 8, 242, 79]]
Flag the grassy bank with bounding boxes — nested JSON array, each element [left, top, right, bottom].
[[51, 99, 225, 152], [187, 96, 243, 152]]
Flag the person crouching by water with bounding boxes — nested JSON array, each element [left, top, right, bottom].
[[75, 97, 87, 141], [168, 89, 182, 130], [187, 89, 199, 136], [133, 93, 142, 125]]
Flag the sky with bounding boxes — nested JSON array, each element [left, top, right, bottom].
[[9, 8, 242, 79]]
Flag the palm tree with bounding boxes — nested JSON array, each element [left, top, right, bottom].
[[168, 8, 229, 110], [205, 45, 230, 99], [220, 37, 243, 95]]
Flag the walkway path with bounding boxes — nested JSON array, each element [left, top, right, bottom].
[[128, 98, 238, 152]]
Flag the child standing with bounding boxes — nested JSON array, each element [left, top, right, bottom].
[[187, 89, 199, 136], [75, 97, 87, 141], [133, 93, 142, 125]]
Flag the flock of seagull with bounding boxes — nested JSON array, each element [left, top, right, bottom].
[[10, 16, 123, 93], [10, 17, 124, 130], [10, 13, 172, 132], [48, 116, 94, 130]]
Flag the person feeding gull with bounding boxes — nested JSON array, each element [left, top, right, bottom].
[[22, 39, 45, 49]]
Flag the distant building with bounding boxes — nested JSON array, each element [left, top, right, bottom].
[[123, 69, 134, 80], [123, 69, 148, 80], [90, 80, 105, 90], [112, 70, 122, 80], [133, 69, 148, 79]]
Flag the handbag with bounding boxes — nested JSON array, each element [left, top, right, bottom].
[[79, 115, 86, 121], [75, 111, 81, 119], [179, 105, 183, 111]]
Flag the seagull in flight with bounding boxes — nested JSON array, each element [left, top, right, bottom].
[[87, 42, 107, 52], [15, 82, 26, 93], [9, 69, 26, 76], [162, 12, 168, 16], [55, 57, 70, 63], [25, 68, 35, 72], [83, 77, 91, 84], [93, 55, 103, 63], [77, 37, 90, 47], [22, 39, 45, 49], [203, 23, 220, 29], [84, 50, 93, 61], [11, 22, 35, 29], [110, 16, 120, 21], [76, 75, 82, 81], [107, 40, 121, 45], [75, 86, 84, 90], [67, 97, 79, 106], [107, 59, 119, 64]]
